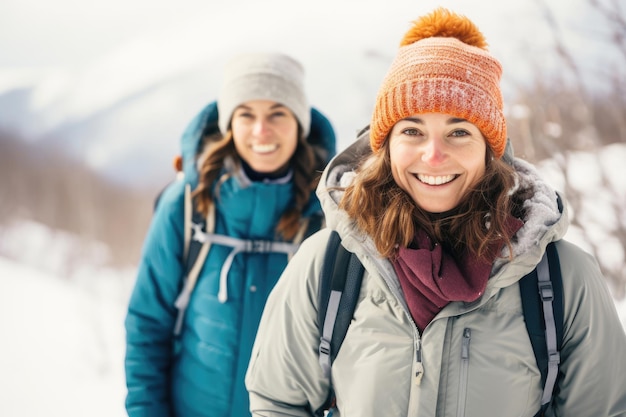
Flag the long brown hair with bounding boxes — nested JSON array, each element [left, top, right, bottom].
[[340, 139, 529, 259], [192, 126, 322, 240]]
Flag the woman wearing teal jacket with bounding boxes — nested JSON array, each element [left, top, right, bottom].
[[124, 53, 336, 417]]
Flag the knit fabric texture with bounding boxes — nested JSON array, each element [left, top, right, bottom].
[[370, 9, 506, 158], [218, 53, 311, 137]]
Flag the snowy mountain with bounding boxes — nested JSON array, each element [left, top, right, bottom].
[[0, 0, 615, 189]]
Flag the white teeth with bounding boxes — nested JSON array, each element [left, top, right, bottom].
[[417, 174, 455, 185], [251, 143, 278, 154]]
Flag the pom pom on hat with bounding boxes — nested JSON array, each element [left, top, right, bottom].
[[218, 53, 311, 137], [370, 8, 507, 158], [400, 8, 488, 49]]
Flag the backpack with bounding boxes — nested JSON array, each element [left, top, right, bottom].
[[171, 184, 323, 335], [316, 230, 563, 417], [155, 167, 310, 334]]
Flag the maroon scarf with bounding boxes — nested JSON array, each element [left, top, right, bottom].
[[392, 218, 522, 332]]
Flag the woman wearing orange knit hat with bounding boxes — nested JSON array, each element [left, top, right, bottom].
[[246, 8, 626, 417]]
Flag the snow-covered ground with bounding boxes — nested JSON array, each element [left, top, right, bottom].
[[0, 257, 132, 417], [0, 219, 625, 417]]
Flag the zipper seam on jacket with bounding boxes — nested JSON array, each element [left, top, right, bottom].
[[456, 328, 472, 417]]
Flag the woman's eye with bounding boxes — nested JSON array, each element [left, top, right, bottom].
[[450, 129, 469, 137], [403, 128, 420, 136], [270, 111, 287, 118]]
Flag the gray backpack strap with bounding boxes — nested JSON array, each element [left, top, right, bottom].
[[319, 291, 342, 378], [315, 231, 365, 416], [173, 192, 314, 332], [317, 231, 344, 378], [190, 232, 300, 303], [537, 249, 560, 407], [173, 188, 214, 336], [520, 241, 563, 417]]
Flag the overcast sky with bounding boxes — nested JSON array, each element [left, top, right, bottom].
[[0, 0, 601, 71], [1, 0, 614, 140]]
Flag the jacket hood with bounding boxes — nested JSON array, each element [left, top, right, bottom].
[[316, 126, 569, 287], [179, 101, 337, 189]]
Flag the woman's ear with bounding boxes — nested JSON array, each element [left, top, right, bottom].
[[173, 155, 183, 172]]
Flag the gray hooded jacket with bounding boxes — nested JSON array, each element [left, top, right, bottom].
[[246, 130, 626, 417]]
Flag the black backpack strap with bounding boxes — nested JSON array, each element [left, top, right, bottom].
[[519, 242, 563, 416], [316, 231, 365, 415]]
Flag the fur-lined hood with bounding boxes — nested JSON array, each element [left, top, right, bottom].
[[316, 126, 569, 288]]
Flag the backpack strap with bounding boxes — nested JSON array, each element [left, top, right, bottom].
[[519, 242, 564, 416], [316, 235, 564, 416], [174, 188, 314, 334], [316, 230, 365, 415], [173, 184, 214, 336], [191, 230, 300, 303], [182, 183, 193, 262]]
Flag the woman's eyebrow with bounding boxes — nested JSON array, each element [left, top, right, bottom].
[[399, 116, 469, 124], [401, 117, 424, 124]]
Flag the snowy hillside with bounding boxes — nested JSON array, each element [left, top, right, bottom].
[[0, 220, 625, 417]]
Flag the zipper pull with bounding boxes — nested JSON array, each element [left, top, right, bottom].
[[461, 328, 471, 360], [415, 362, 424, 385], [415, 338, 424, 385]]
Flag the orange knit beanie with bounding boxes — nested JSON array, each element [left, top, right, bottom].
[[370, 8, 506, 158]]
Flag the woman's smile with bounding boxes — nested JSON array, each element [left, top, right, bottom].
[[251, 143, 280, 154], [415, 173, 457, 186]]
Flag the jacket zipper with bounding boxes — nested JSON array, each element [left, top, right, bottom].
[[456, 328, 471, 417], [414, 337, 424, 385]]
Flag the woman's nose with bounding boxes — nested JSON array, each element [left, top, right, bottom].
[[252, 119, 269, 136], [421, 137, 446, 165]]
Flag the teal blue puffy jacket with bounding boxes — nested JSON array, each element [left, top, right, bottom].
[[124, 101, 336, 417]]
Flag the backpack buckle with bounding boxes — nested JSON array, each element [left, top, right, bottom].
[[247, 240, 271, 253], [191, 222, 208, 243], [548, 351, 561, 365], [319, 337, 331, 356], [538, 282, 554, 302]]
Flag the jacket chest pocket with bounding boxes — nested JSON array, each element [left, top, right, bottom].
[[447, 322, 543, 417]]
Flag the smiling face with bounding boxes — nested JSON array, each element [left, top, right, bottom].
[[388, 112, 488, 213], [230, 100, 299, 174]]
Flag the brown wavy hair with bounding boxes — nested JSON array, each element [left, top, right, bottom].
[[192, 125, 323, 240], [340, 139, 530, 260]]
